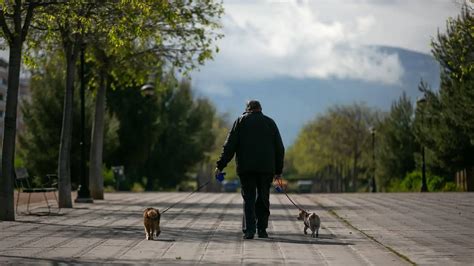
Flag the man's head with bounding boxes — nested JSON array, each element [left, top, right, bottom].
[[246, 100, 262, 112]]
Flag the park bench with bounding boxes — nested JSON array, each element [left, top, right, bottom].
[[15, 167, 60, 215]]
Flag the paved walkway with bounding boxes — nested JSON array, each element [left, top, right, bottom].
[[0, 192, 473, 265]]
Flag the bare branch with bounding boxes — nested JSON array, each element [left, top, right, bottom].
[[0, 10, 13, 42], [29, 23, 56, 31], [118, 45, 204, 64], [21, 2, 35, 42], [13, 0, 22, 36], [25, 1, 68, 8]]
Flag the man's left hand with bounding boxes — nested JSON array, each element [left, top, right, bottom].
[[214, 167, 222, 177]]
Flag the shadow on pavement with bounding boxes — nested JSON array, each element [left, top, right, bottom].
[[268, 236, 352, 246]]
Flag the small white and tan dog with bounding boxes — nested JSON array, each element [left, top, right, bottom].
[[297, 210, 320, 238]]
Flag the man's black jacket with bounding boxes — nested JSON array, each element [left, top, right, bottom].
[[216, 111, 285, 176]]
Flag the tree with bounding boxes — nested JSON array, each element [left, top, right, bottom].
[[431, 5, 474, 142], [84, 0, 223, 199], [376, 93, 417, 190], [416, 5, 474, 190], [0, 0, 45, 221], [287, 103, 379, 192], [106, 82, 161, 189], [35, 2, 88, 208], [107, 75, 217, 190], [334, 104, 378, 191], [146, 79, 216, 189], [18, 53, 93, 187]]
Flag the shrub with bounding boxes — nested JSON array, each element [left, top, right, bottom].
[[442, 182, 458, 192], [104, 186, 116, 193], [131, 182, 145, 192], [386, 179, 403, 192], [428, 175, 445, 191], [399, 171, 452, 192], [401, 171, 422, 192], [103, 166, 115, 187]]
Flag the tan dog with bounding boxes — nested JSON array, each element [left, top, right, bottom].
[[297, 210, 320, 238], [143, 207, 161, 240]]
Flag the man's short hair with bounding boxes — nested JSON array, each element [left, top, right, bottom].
[[246, 100, 262, 112]]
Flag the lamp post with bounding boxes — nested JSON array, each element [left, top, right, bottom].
[[141, 70, 156, 96], [370, 127, 377, 193], [416, 97, 428, 193], [141, 83, 155, 96], [75, 43, 93, 203]]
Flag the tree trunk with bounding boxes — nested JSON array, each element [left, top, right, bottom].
[[467, 166, 474, 192], [89, 74, 107, 199], [57, 43, 79, 208], [352, 153, 358, 192], [0, 40, 22, 221], [146, 175, 154, 191]]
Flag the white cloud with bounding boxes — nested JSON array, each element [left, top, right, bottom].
[[193, 0, 459, 93]]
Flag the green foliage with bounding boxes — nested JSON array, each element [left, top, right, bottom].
[[389, 170, 457, 192], [286, 6, 474, 193], [18, 53, 118, 187], [413, 5, 474, 180], [102, 166, 115, 188], [131, 182, 145, 193], [400, 171, 421, 192], [442, 182, 458, 192], [14, 156, 25, 169], [18, 54, 86, 187], [376, 93, 417, 191], [19, 0, 223, 194], [146, 79, 217, 189], [428, 175, 445, 191], [107, 73, 218, 190], [106, 83, 160, 186], [287, 103, 380, 192]]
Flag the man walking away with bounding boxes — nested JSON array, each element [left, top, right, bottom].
[[215, 100, 285, 239]]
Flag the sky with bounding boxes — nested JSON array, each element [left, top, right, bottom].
[[0, 1, 463, 87], [192, 0, 463, 96]]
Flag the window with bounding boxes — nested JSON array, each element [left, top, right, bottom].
[[0, 111, 3, 118], [0, 93, 3, 101]]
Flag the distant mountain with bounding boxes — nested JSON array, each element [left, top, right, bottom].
[[195, 46, 440, 146]]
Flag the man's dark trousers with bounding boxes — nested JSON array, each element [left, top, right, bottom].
[[240, 173, 273, 234]]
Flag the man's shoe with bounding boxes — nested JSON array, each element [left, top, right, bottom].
[[258, 229, 268, 238], [243, 232, 254, 239]]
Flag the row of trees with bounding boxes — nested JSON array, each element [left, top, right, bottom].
[[415, 5, 474, 190], [1, 1, 223, 221], [286, 6, 473, 192], [20, 56, 218, 193], [286, 103, 378, 192]]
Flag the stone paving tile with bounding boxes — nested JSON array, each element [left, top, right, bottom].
[[311, 193, 474, 266], [1, 192, 472, 265]]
